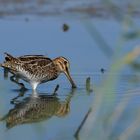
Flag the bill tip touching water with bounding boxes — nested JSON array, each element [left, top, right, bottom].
[[0, 52, 77, 91]]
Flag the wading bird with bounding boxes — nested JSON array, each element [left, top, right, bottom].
[[0, 53, 76, 90]]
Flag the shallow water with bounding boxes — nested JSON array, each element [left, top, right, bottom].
[[0, 1, 140, 140]]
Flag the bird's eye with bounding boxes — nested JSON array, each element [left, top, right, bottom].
[[64, 61, 67, 64]]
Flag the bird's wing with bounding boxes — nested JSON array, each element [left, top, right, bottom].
[[18, 55, 49, 62], [21, 58, 56, 77]]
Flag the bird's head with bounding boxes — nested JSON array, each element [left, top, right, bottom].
[[53, 57, 76, 88]]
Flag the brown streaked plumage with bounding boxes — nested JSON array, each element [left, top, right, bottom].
[[0, 52, 76, 90]]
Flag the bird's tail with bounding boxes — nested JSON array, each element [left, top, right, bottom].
[[0, 53, 19, 72], [4, 52, 18, 62]]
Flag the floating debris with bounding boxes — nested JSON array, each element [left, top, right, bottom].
[[86, 77, 93, 93], [62, 23, 69, 32], [101, 68, 106, 73]]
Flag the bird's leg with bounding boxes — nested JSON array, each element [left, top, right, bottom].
[[53, 84, 59, 95], [15, 76, 19, 82], [10, 75, 26, 90], [4, 68, 9, 79], [10, 89, 26, 104]]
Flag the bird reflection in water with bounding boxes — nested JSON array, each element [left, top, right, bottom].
[[1, 87, 75, 129]]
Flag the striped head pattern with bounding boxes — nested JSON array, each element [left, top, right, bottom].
[[53, 57, 69, 73], [53, 57, 76, 88]]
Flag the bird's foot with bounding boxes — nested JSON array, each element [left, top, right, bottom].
[[19, 83, 28, 91]]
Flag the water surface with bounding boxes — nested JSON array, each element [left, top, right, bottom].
[[0, 1, 140, 140]]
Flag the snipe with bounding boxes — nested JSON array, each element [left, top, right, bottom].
[[0, 53, 77, 90]]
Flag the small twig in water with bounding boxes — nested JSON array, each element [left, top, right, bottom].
[[74, 108, 92, 139], [86, 77, 93, 93]]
